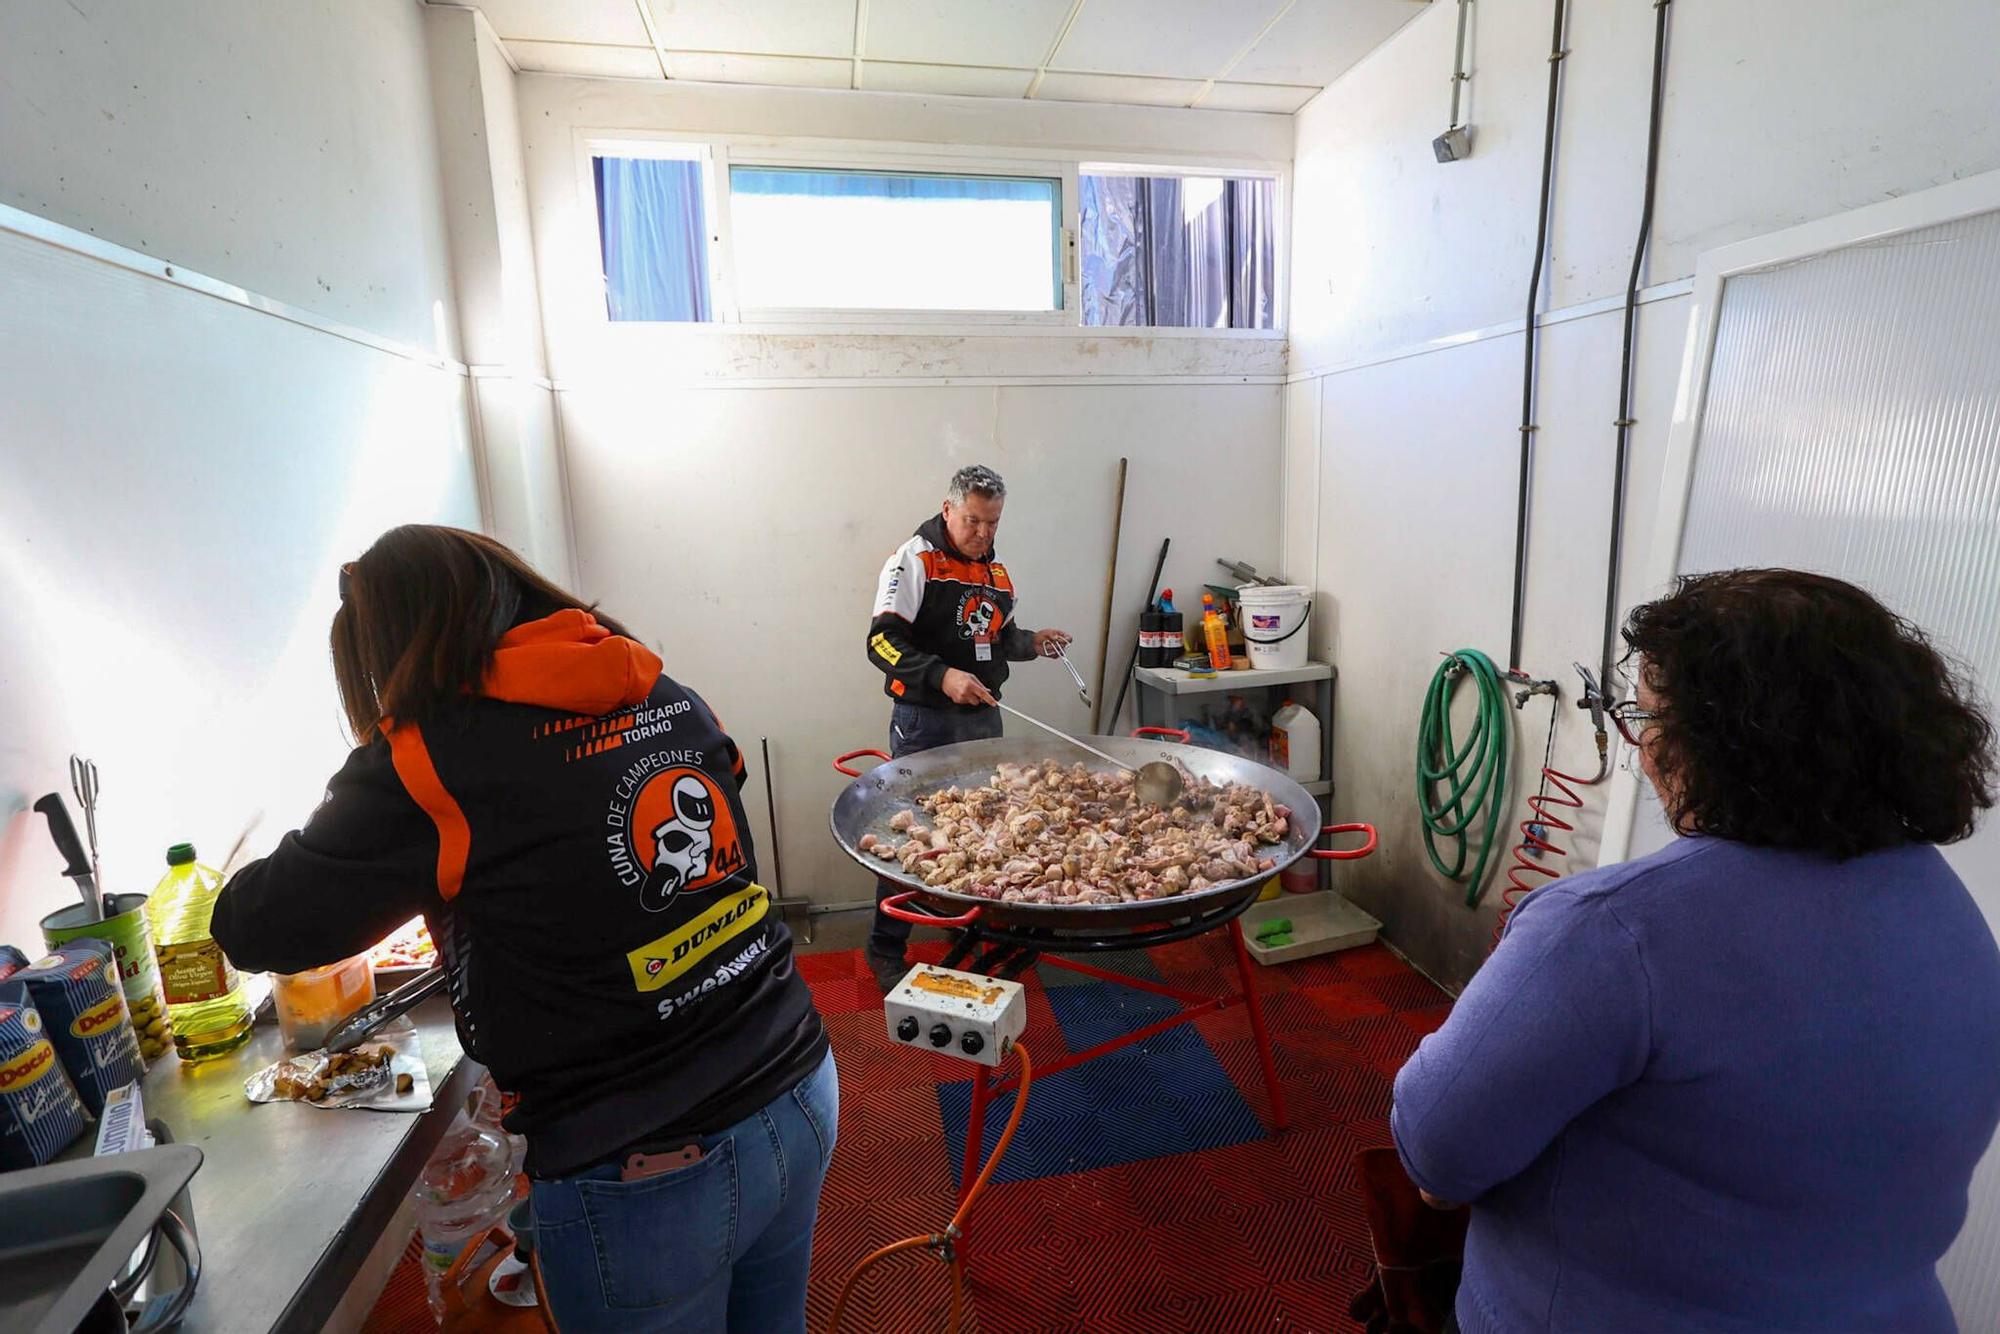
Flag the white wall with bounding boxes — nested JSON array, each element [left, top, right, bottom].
[[0, 0, 460, 356], [426, 5, 575, 581], [0, 0, 480, 950], [1287, 0, 2000, 990], [518, 75, 1292, 906]]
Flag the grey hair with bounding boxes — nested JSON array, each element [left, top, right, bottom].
[[948, 464, 1007, 504]]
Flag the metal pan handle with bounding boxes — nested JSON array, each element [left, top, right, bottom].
[[1310, 822, 1378, 861], [878, 889, 984, 928], [1131, 726, 1191, 743], [833, 749, 891, 777]]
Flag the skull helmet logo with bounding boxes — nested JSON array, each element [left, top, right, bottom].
[[640, 774, 717, 911], [962, 595, 998, 640]]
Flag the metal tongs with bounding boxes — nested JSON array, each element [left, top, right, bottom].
[[996, 703, 1184, 805], [321, 967, 447, 1053], [1049, 641, 1092, 708]]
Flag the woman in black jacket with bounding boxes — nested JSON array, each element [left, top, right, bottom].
[[213, 524, 835, 1334]]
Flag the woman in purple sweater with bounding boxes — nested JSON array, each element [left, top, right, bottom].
[[1394, 569, 2000, 1333]]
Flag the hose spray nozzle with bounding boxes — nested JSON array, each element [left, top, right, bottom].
[[1573, 663, 1609, 734]]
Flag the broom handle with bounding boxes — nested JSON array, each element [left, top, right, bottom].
[[1089, 458, 1129, 733], [1105, 537, 1171, 733]]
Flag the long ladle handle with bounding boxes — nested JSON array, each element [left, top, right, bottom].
[[996, 703, 1137, 774]]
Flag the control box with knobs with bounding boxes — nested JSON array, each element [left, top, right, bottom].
[[883, 964, 1026, 1068]]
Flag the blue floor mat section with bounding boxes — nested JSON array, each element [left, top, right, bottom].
[[937, 980, 1264, 1188]]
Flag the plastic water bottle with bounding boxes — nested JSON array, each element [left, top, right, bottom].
[[412, 1116, 519, 1324]]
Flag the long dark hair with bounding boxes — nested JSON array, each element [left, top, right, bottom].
[[1623, 568, 1995, 858], [332, 525, 633, 740]]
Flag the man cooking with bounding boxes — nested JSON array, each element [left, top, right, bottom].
[[864, 464, 1071, 991]]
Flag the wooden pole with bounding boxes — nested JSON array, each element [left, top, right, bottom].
[[1090, 457, 1129, 733]]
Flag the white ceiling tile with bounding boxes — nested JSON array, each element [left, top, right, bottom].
[[860, 62, 1036, 98], [466, 0, 652, 46], [1051, 0, 1284, 80], [505, 40, 663, 78], [1226, 0, 1428, 87], [666, 51, 854, 88], [1199, 81, 1319, 114], [645, 0, 857, 60], [1033, 70, 1205, 108], [862, 0, 1076, 69]]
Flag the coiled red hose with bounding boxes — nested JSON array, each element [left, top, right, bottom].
[[1493, 766, 1597, 946]]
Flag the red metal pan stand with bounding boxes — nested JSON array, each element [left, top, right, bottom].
[[875, 730, 1377, 1263]]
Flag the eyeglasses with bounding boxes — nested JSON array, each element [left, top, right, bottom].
[[338, 561, 355, 602], [1607, 699, 1659, 748]]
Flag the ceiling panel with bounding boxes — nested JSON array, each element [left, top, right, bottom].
[[506, 41, 663, 78], [1051, 0, 1285, 80], [1227, 0, 1428, 87], [467, 0, 652, 46], [665, 50, 854, 88], [443, 0, 1426, 111], [1200, 81, 1319, 114], [862, 0, 1075, 70], [1034, 70, 1205, 108], [860, 61, 1038, 98], [644, 0, 857, 60]]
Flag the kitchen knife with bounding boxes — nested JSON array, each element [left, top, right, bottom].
[[322, 966, 448, 1054], [34, 792, 102, 921]]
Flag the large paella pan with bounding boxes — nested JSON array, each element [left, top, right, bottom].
[[830, 727, 1374, 932]]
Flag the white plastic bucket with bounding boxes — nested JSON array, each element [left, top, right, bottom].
[[1237, 584, 1313, 670]]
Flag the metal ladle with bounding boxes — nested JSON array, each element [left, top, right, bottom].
[[996, 702, 1185, 805]]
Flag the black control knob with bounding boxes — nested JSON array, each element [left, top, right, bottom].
[[960, 1032, 985, 1056], [895, 1016, 919, 1042], [928, 1023, 952, 1048]]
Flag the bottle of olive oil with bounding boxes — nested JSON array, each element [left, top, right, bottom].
[[146, 843, 252, 1061]]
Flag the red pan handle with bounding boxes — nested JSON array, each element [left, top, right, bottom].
[[1310, 822, 1378, 860], [1132, 726, 1191, 743], [834, 748, 891, 777], [878, 889, 984, 927]]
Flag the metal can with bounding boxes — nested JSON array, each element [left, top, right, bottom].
[[43, 895, 175, 1066], [0, 981, 91, 1169], [17, 940, 144, 1117]]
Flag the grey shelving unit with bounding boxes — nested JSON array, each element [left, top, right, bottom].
[[1131, 661, 1337, 798]]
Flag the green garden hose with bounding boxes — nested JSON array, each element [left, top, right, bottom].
[[1417, 649, 1510, 906]]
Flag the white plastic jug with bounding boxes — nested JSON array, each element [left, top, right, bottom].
[[1270, 700, 1321, 783]]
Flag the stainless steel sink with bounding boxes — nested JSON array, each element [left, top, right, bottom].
[[0, 1143, 202, 1334]]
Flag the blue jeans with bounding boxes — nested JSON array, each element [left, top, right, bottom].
[[870, 702, 1003, 957], [528, 1049, 838, 1333]]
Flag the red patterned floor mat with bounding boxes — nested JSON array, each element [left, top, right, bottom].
[[364, 936, 1447, 1333]]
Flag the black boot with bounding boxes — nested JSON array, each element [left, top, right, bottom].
[[866, 945, 908, 994]]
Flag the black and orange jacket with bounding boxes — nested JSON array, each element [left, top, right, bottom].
[[211, 609, 825, 1178], [868, 514, 1037, 710]]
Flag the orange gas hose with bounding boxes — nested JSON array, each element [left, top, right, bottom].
[[827, 1043, 1033, 1334]]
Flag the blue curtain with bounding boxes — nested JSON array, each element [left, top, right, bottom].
[[594, 157, 711, 322], [1080, 175, 1275, 329]]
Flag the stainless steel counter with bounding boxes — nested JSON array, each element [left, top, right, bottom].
[[131, 995, 477, 1332]]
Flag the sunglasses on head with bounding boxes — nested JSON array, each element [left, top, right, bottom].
[[338, 561, 355, 603]]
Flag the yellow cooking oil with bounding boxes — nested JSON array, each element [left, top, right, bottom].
[[145, 843, 253, 1062]]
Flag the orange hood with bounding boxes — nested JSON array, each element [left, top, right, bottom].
[[482, 610, 662, 715]]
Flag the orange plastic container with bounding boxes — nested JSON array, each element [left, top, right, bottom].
[[1201, 594, 1234, 671], [273, 954, 376, 1051]]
